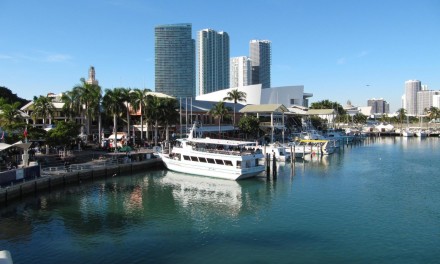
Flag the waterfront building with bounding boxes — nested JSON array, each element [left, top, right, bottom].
[[155, 23, 195, 98], [196, 84, 312, 108], [404, 80, 421, 116], [230, 56, 252, 88], [367, 98, 390, 115], [250, 40, 271, 89], [434, 94, 440, 108], [198, 29, 230, 95], [417, 90, 440, 115], [86, 66, 99, 85]]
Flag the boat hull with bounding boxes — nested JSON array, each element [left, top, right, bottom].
[[159, 155, 265, 180]]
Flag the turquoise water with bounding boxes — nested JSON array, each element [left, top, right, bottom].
[[1, 137, 439, 263]]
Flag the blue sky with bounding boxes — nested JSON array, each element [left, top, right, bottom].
[[1, 0, 439, 112]]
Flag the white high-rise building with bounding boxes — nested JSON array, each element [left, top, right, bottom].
[[198, 29, 229, 95], [417, 90, 440, 115], [230, 56, 252, 88], [404, 80, 421, 116], [250, 40, 271, 89]]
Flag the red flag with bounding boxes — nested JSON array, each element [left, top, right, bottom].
[[24, 129, 28, 138]]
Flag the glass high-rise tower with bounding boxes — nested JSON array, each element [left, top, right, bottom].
[[250, 40, 271, 88], [197, 29, 229, 95], [155, 23, 195, 98]]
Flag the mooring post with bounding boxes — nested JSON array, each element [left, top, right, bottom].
[[290, 145, 294, 163], [266, 153, 270, 178], [272, 153, 277, 179]]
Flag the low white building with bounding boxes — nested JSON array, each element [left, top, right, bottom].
[[196, 84, 312, 108]]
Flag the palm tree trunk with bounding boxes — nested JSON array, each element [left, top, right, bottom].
[[113, 114, 118, 153], [126, 108, 130, 143], [165, 124, 169, 141], [140, 104, 144, 141], [154, 120, 158, 146]]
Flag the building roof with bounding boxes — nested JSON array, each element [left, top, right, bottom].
[[307, 109, 336, 115], [239, 104, 289, 113]]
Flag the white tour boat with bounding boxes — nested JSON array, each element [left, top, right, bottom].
[[158, 124, 265, 180]]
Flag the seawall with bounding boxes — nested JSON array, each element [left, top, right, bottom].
[[0, 158, 163, 207]]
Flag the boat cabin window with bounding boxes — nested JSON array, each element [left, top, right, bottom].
[[190, 156, 198, 162], [207, 158, 215, 164], [199, 157, 207, 163], [183, 155, 190, 161], [237, 161, 241, 168], [224, 160, 233, 166], [215, 159, 224, 165]]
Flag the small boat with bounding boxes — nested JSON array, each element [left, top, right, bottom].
[[415, 130, 427, 137], [402, 129, 414, 137], [297, 139, 337, 155], [158, 123, 265, 180], [253, 143, 291, 162], [284, 142, 312, 158]]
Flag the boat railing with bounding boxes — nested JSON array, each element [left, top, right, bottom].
[[193, 147, 257, 156]]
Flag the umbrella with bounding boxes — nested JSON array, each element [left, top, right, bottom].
[[119, 145, 133, 152]]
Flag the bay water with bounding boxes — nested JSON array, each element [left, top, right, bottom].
[[1, 137, 439, 263]]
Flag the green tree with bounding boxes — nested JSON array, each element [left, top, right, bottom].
[[46, 121, 81, 155], [208, 101, 230, 138], [158, 98, 179, 141], [238, 115, 260, 139], [120, 88, 132, 140], [223, 89, 246, 126], [61, 89, 82, 121], [425, 106, 439, 129], [352, 113, 367, 124], [396, 108, 407, 130], [130, 88, 151, 142], [72, 78, 102, 137], [0, 101, 23, 129], [310, 100, 346, 116], [32, 95, 55, 128], [102, 88, 126, 152]]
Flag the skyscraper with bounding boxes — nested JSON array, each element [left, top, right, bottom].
[[230, 56, 252, 88], [367, 98, 390, 114], [404, 80, 421, 116], [155, 23, 195, 98], [250, 40, 271, 88], [198, 29, 229, 95]]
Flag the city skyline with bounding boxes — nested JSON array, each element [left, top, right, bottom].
[[1, 0, 439, 112]]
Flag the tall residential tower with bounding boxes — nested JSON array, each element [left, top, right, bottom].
[[404, 80, 421, 116], [250, 40, 271, 88], [230, 56, 252, 88], [197, 29, 230, 95], [155, 23, 195, 98]]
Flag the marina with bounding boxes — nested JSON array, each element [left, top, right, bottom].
[[1, 137, 439, 263]]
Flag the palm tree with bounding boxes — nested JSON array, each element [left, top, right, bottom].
[[102, 88, 126, 152], [425, 106, 440, 129], [120, 88, 132, 141], [0, 101, 22, 128], [61, 89, 81, 121], [145, 95, 162, 146], [223, 89, 246, 126], [72, 78, 102, 138], [131, 88, 151, 142], [158, 98, 179, 141], [208, 101, 230, 138], [396, 108, 407, 132], [32, 95, 54, 128]]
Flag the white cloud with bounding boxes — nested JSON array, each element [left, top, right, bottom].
[[45, 54, 72, 62], [0, 54, 13, 60], [357, 50, 368, 58], [337, 57, 346, 65]]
